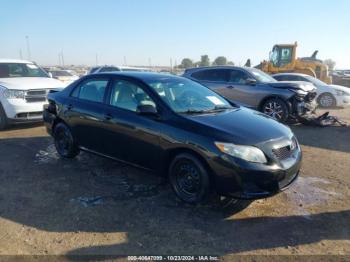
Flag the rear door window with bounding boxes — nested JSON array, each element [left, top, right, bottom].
[[72, 79, 109, 103], [191, 69, 229, 82]]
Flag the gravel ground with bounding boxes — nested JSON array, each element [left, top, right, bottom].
[[0, 108, 349, 260]]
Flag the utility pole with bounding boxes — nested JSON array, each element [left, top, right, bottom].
[[148, 58, 152, 68], [25, 36, 31, 60], [58, 53, 61, 66], [61, 50, 65, 67], [95, 54, 98, 66], [170, 58, 173, 73], [19, 49, 23, 60], [124, 56, 127, 66]]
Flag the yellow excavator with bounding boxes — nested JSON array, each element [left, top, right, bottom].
[[255, 42, 332, 84]]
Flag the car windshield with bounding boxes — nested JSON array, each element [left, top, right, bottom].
[[0, 63, 49, 78], [51, 70, 73, 77], [144, 77, 234, 113], [248, 68, 277, 83]]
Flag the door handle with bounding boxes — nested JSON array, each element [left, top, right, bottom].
[[104, 113, 113, 121], [226, 85, 235, 89]]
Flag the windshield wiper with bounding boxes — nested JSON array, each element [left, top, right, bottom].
[[213, 105, 234, 110], [179, 106, 234, 115], [178, 109, 208, 114]]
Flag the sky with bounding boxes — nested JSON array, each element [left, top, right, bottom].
[[1, 0, 349, 68]]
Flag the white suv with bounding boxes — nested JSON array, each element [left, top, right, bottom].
[[0, 59, 66, 130]]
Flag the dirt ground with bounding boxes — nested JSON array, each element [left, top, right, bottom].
[[0, 108, 349, 260]]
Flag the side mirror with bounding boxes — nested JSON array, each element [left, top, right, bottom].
[[137, 104, 158, 115], [246, 78, 257, 85]]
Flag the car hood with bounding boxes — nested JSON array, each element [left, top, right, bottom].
[[328, 84, 350, 93], [0, 77, 67, 90], [268, 81, 315, 92], [183, 107, 293, 145]]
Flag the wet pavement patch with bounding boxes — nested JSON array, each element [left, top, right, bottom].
[[70, 196, 105, 207]]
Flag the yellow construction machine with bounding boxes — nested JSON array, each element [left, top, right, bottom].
[[256, 42, 332, 84]]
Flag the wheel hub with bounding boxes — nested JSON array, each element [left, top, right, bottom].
[[264, 102, 283, 120], [320, 95, 333, 107], [176, 163, 200, 194]]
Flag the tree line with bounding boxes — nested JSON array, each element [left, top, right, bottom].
[[178, 55, 234, 69]]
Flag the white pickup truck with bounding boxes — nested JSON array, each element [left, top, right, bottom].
[[0, 59, 66, 130]]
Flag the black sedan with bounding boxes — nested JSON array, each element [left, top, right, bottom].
[[43, 72, 301, 204]]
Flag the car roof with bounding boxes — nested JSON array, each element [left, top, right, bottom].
[[272, 73, 310, 77], [185, 65, 247, 73], [0, 59, 34, 64], [89, 71, 183, 81]]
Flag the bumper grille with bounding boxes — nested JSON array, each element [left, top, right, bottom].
[[16, 112, 43, 119], [25, 89, 48, 103], [272, 137, 298, 160]]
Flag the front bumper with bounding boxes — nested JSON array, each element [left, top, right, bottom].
[[1, 98, 46, 122], [295, 100, 317, 116], [335, 95, 350, 107], [43, 106, 56, 136], [209, 146, 302, 199]]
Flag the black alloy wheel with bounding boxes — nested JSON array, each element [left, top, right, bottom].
[[262, 98, 289, 122]]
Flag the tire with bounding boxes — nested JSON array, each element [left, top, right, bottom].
[[318, 93, 336, 108], [0, 103, 9, 130], [53, 122, 80, 158], [261, 98, 289, 122], [169, 153, 211, 204]]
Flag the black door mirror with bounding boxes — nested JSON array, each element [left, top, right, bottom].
[[137, 104, 158, 115], [245, 78, 257, 85]]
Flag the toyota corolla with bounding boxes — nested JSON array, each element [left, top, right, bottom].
[[44, 72, 301, 204]]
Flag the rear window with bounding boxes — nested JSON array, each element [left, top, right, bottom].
[[99, 67, 120, 73], [51, 70, 72, 77], [191, 69, 229, 82], [275, 75, 300, 81]]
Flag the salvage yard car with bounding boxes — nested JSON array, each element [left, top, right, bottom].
[[272, 73, 350, 108], [43, 72, 301, 204], [183, 66, 317, 122], [0, 59, 66, 130], [88, 65, 149, 74], [49, 69, 79, 85]]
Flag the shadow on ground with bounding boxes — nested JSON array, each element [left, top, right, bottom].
[[0, 131, 349, 257], [291, 125, 350, 153], [65, 210, 350, 257], [1, 122, 43, 131]]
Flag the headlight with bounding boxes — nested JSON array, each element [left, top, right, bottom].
[[335, 90, 349, 96], [4, 89, 26, 99], [215, 142, 267, 163]]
